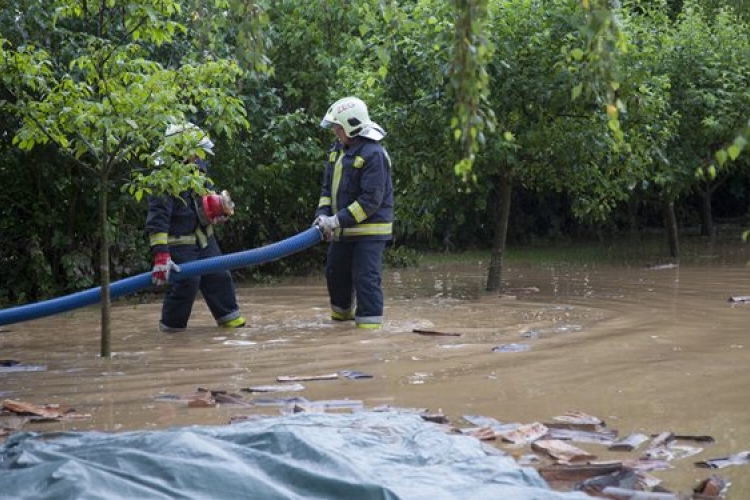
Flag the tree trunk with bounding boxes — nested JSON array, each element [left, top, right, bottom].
[[99, 168, 112, 357], [663, 199, 679, 259], [698, 188, 713, 237], [486, 173, 512, 292]]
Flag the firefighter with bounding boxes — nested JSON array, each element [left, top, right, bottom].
[[146, 123, 246, 333], [314, 97, 394, 329]]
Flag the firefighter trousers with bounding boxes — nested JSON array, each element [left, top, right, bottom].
[[326, 239, 387, 327], [161, 236, 241, 329]]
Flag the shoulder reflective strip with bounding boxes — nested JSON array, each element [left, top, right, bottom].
[[348, 201, 367, 223], [168, 235, 196, 246], [342, 222, 392, 236], [329, 151, 337, 162], [331, 152, 344, 214], [318, 196, 332, 208], [150, 232, 168, 246], [353, 156, 364, 168]]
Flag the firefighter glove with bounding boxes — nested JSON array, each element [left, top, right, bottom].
[[152, 252, 181, 286], [313, 214, 339, 241]]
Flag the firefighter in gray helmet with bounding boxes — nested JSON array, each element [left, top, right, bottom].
[[314, 97, 394, 329], [146, 123, 247, 333]]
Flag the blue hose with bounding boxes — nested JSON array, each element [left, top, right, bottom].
[[0, 227, 323, 326]]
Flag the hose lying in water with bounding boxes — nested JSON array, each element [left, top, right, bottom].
[[0, 227, 323, 327]]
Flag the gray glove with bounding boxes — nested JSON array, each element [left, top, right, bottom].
[[313, 214, 340, 241]]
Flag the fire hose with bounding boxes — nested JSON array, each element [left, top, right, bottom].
[[0, 227, 323, 326]]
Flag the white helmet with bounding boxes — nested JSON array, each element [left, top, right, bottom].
[[320, 97, 386, 141], [164, 122, 214, 155]]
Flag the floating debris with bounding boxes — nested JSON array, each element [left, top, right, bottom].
[[498, 422, 548, 445], [531, 439, 596, 462], [0, 360, 47, 373], [692, 474, 728, 498], [412, 329, 462, 337], [539, 463, 625, 484], [599, 486, 679, 499], [546, 427, 617, 446], [728, 295, 750, 303], [242, 383, 305, 393], [276, 373, 338, 382], [420, 413, 449, 424], [642, 444, 703, 462], [251, 396, 309, 407], [551, 411, 604, 428], [492, 343, 531, 353], [609, 433, 650, 452], [695, 451, 750, 469], [1, 399, 90, 421], [290, 399, 364, 414], [339, 370, 373, 380]]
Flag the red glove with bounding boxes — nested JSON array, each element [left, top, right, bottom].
[[151, 252, 181, 286]]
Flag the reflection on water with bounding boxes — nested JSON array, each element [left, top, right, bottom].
[[2, 245, 750, 497]]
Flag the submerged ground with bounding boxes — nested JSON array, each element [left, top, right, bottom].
[[2, 234, 749, 497]]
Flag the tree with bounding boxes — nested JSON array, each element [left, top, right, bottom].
[[0, 0, 248, 356], [662, 3, 750, 242]]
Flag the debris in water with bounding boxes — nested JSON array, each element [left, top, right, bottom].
[[492, 343, 531, 353], [276, 373, 339, 382], [0, 360, 47, 373], [609, 433, 650, 452], [692, 474, 728, 498], [497, 422, 548, 445], [242, 383, 305, 393], [695, 451, 750, 469], [531, 439, 597, 462], [412, 329, 462, 337], [339, 370, 373, 380]]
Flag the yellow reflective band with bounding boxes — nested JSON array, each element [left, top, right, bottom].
[[329, 151, 337, 163], [348, 201, 367, 223], [331, 151, 344, 214], [353, 156, 364, 169], [150, 232, 168, 247], [356, 323, 382, 330], [342, 223, 393, 236], [318, 196, 332, 208], [168, 235, 197, 246]]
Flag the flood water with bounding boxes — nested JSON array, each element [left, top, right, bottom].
[[2, 238, 750, 498]]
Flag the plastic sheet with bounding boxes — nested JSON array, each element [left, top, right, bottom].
[[0, 412, 593, 500]]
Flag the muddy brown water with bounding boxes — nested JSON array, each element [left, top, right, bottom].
[[2, 243, 750, 498]]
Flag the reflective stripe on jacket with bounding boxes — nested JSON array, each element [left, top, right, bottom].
[[146, 191, 213, 253], [316, 137, 394, 242]]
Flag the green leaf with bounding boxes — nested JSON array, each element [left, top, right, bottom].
[[715, 149, 727, 166], [571, 83, 583, 100]]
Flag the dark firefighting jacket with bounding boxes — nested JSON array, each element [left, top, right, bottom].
[[315, 137, 394, 242], [146, 189, 215, 254]]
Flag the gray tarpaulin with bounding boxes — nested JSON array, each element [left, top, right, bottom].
[[0, 412, 592, 500]]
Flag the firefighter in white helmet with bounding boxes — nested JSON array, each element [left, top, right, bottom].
[[314, 97, 394, 329], [145, 122, 246, 333]]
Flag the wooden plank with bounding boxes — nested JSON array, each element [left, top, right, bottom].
[[531, 439, 597, 462]]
